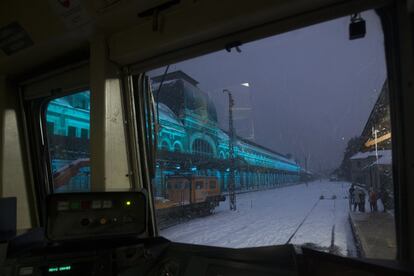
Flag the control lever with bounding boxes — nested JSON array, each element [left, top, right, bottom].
[[117, 239, 170, 276]]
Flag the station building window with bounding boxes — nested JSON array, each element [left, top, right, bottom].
[[47, 122, 54, 136], [67, 126, 77, 137], [81, 128, 89, 139]]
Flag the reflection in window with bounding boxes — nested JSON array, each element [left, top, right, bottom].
[[67, 126, 76, 137], [81, 128, 89, 139], [47, 122, 54, 136], [46, 91, 90, 192]]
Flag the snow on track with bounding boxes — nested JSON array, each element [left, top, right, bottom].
[[160, 180, 356, 256]]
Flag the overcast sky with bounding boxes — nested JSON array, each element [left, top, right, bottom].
[[149, 10, 387, 172]]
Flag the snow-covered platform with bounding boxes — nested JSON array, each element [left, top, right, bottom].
[[160, 180, 357, 257], [349, 212, 396, 259]]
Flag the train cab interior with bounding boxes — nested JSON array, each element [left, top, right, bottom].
[[2, 0, 414, 275]]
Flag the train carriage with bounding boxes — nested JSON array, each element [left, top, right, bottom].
[[155, 175, 225, 229]]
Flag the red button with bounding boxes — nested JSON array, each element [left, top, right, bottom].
[[81, 200, 91, 209]]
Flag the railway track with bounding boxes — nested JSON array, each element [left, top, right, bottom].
[[285, 198, 321, 244], [285, 196, 339, 255]]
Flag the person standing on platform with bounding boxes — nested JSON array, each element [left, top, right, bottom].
[[359, 189, 366, 212], [353, 188, 361, 212], [349, 183, 355, 205], [369, 188, 378, 212], [380, 186, 388, 212], [349, 184, 355, 210]]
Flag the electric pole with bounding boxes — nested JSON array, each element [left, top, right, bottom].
[[372, 126, 380, 190], [305, 156, 308, 186], [223, 89, 236, 211]]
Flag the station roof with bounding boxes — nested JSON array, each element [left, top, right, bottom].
[[152, 70, 199, 86], [350, 149, 391, 161]]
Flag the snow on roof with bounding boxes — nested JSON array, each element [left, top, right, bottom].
[[350, 149, 391, 160], [377, 154, 392, 165], [364, 151, 392, 169], [356, 150, 392, 169]]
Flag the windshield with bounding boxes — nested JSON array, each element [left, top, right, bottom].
[[147, 10, 395, 259]]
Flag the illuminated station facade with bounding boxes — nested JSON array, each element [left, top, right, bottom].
[[45, 71, 302, 193], [152, 71, 301, 197]]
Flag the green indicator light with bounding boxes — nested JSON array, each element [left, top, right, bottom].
[[125, 200, 131, 206], [48, 265, 71, 273], [59, 265, 71, 271], [70, 201, 81, 210]]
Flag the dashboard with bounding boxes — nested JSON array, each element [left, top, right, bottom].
[[2, 237, 299, 276], [1, 192, 412, 276], [46, 192, 147, 241]]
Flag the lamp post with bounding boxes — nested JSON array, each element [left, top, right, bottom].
[[223, 89, 236, 211], [372, 127, 380, 190]]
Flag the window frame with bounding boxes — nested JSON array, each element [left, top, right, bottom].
[[16, 0, 411, 259], [127, 0, 412, 259], [19, 63, 90, 225], [41, 89, 91, 193]]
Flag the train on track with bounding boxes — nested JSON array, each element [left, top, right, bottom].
[[155, 175, 225, 229]]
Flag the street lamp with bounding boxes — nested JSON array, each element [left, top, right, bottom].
[[223, 89, 237, 211]]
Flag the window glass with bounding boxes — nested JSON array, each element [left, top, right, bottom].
[[47, 122, 54, 136], [46, 91, 91, 192], [148, 10, 395, 259], [45, 79, 130, 193]]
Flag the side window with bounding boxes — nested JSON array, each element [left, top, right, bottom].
[[45, 91, 91, 192], [196, 181, 203, 190], [209, 181, 216, 189]]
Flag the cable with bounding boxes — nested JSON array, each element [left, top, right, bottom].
[[285, 198, 320, 244]]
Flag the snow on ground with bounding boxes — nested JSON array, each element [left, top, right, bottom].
[[160, 180, 357, 256]]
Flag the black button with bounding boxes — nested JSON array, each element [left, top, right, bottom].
[[80, 218, 90, 226], [123, 215, 133, 223]]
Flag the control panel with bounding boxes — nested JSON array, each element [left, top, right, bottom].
[[46, 192, 147, 241]]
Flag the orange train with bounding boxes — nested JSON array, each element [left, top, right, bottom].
[[155, 175, 226, 229]]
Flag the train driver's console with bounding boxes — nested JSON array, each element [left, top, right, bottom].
[[0, 191, 412, 276]]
